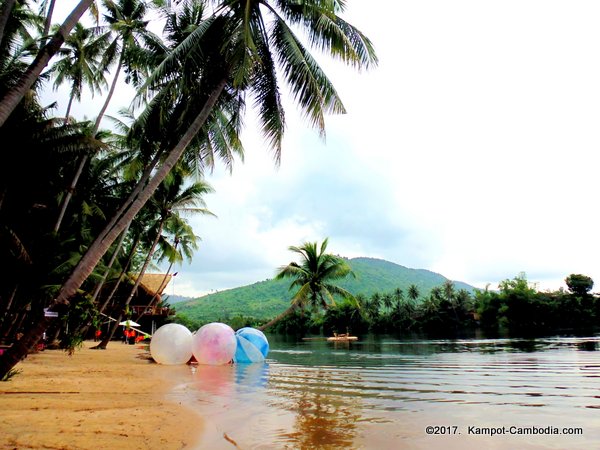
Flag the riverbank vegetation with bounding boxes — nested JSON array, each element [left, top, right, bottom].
[[175, 273, 600, 338]]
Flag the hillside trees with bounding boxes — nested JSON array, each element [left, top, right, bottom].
[[0, 0, 377, 378], [259, 238, 356, 331]]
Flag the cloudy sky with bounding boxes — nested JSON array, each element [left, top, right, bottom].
[[49, 1, 600, 297]]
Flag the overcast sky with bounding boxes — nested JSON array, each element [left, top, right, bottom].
[[48, 1, 600, 297]]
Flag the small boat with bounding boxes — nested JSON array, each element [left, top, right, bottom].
[[326, 334, 358, 342]]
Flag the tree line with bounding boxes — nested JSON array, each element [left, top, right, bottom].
[[0, 0, 377, 379], [179, 271, 600, 338]]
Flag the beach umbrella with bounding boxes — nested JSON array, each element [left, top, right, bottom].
[[119, 320, 141, 327]]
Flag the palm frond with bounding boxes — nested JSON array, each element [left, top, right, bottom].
[[269, 15, 345, 136]]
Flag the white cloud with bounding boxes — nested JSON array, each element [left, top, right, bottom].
[[41, 1, 600, 296]]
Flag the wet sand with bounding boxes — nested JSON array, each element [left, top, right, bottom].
[[0, 341, 201, 449]]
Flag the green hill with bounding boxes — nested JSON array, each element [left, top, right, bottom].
[[175, 257, 477, 324]]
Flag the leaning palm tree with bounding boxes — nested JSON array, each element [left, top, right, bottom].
[[0, 0, 19, 46], [52, 0, 163, 232], [96, 0, 164, 130], [0, 0, 96, 126], [95, 169, 213, 348], [259, 238, 355, 331], [134, 218, 198, 321], [0, 0, 376, 379], [50, 0, 376, 309]]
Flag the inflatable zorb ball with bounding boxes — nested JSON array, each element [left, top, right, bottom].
[[192, 322, 237, 365], [234, 327, 269, 364], [150, 323, 193, 365]]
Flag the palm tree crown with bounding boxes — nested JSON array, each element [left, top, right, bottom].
[[49, 22, 108, 120], [276, 237, 355, 310]]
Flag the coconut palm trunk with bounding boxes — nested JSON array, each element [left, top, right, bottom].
[[53, 54, 125, 232], [96, 220, 164, 349], [42, 0, 58, 43], [90, 224, 130, 303], [96, 237, 139, 316], [95, 52, 124, 131], [0, 315, 52, 376], [258, 303, 299, 332], [72, 226, 132, 338], [77, 237, 139, 339], [0, 0, 17, 46], [0, 79, 226, 378], [0, 0, 94, 127]]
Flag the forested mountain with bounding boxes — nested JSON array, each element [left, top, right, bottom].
[[165, 295, 194, 304], [175, 257, 476, 323]]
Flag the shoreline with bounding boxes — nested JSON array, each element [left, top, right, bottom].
[[0, 341, 202, 449]]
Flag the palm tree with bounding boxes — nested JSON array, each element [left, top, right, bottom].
[[259, 238, 355, 331], [135, 218, 198, 320], [0, 0, 376, 378], [96, 0, 163, 130], [392, 287, 404, 307], [53, 0, 163, 232], [0, 0, 18, 46], [0, 0, 43, 93], [382, 293, 393, 311], [95, 169, 213, 348], [48, 22, 108, 121], [0, 0, 96, 126], [0, 0, 41, 53], [407, 284, 420, 303]]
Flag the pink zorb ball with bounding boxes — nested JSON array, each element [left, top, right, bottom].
[[192, 322, 237, 365]]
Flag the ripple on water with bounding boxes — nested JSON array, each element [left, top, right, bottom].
[[187, 335, 600, 449]]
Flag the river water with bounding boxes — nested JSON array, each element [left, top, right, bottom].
[[173, 334, 600, 449]]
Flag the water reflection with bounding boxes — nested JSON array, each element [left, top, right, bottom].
[[192, 362, 270, 395], [186, 334, 600, 449], [235, 362, 269, 389], [577, 341, 598, 351], [275, 367, 362, 448], [269, 367, 362, 448], [192, 364, 234, 395]]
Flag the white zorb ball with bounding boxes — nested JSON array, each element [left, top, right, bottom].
[[150, 323, 193, 365], [192, 322, 236, 365]]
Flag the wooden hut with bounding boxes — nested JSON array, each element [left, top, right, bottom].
[[98, 273, 175, 336]]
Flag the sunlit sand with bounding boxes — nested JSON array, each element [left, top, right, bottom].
[[0, 341, 200, 449]]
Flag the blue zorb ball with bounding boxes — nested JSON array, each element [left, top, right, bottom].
[[234, 327, 269, 363]]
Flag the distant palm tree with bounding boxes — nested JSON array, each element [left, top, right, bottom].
[[259, 238, 355, 331], [135, 217, 198, 320], [370, 292, 382, 310], [49, 22, 108, 121], [407, 284, 420, 303], [382, 292, 393, 310]]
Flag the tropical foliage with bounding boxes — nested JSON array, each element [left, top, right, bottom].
[[0, 0, 376, 378], [175, 257, 475, 324], [258, 238, 356, 330], [246, 273, 600, 337]]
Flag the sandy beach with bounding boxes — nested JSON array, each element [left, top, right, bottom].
[[0, 341, 201, 449]]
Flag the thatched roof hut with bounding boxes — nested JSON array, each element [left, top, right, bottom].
[[133, 273, 172, 298]]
